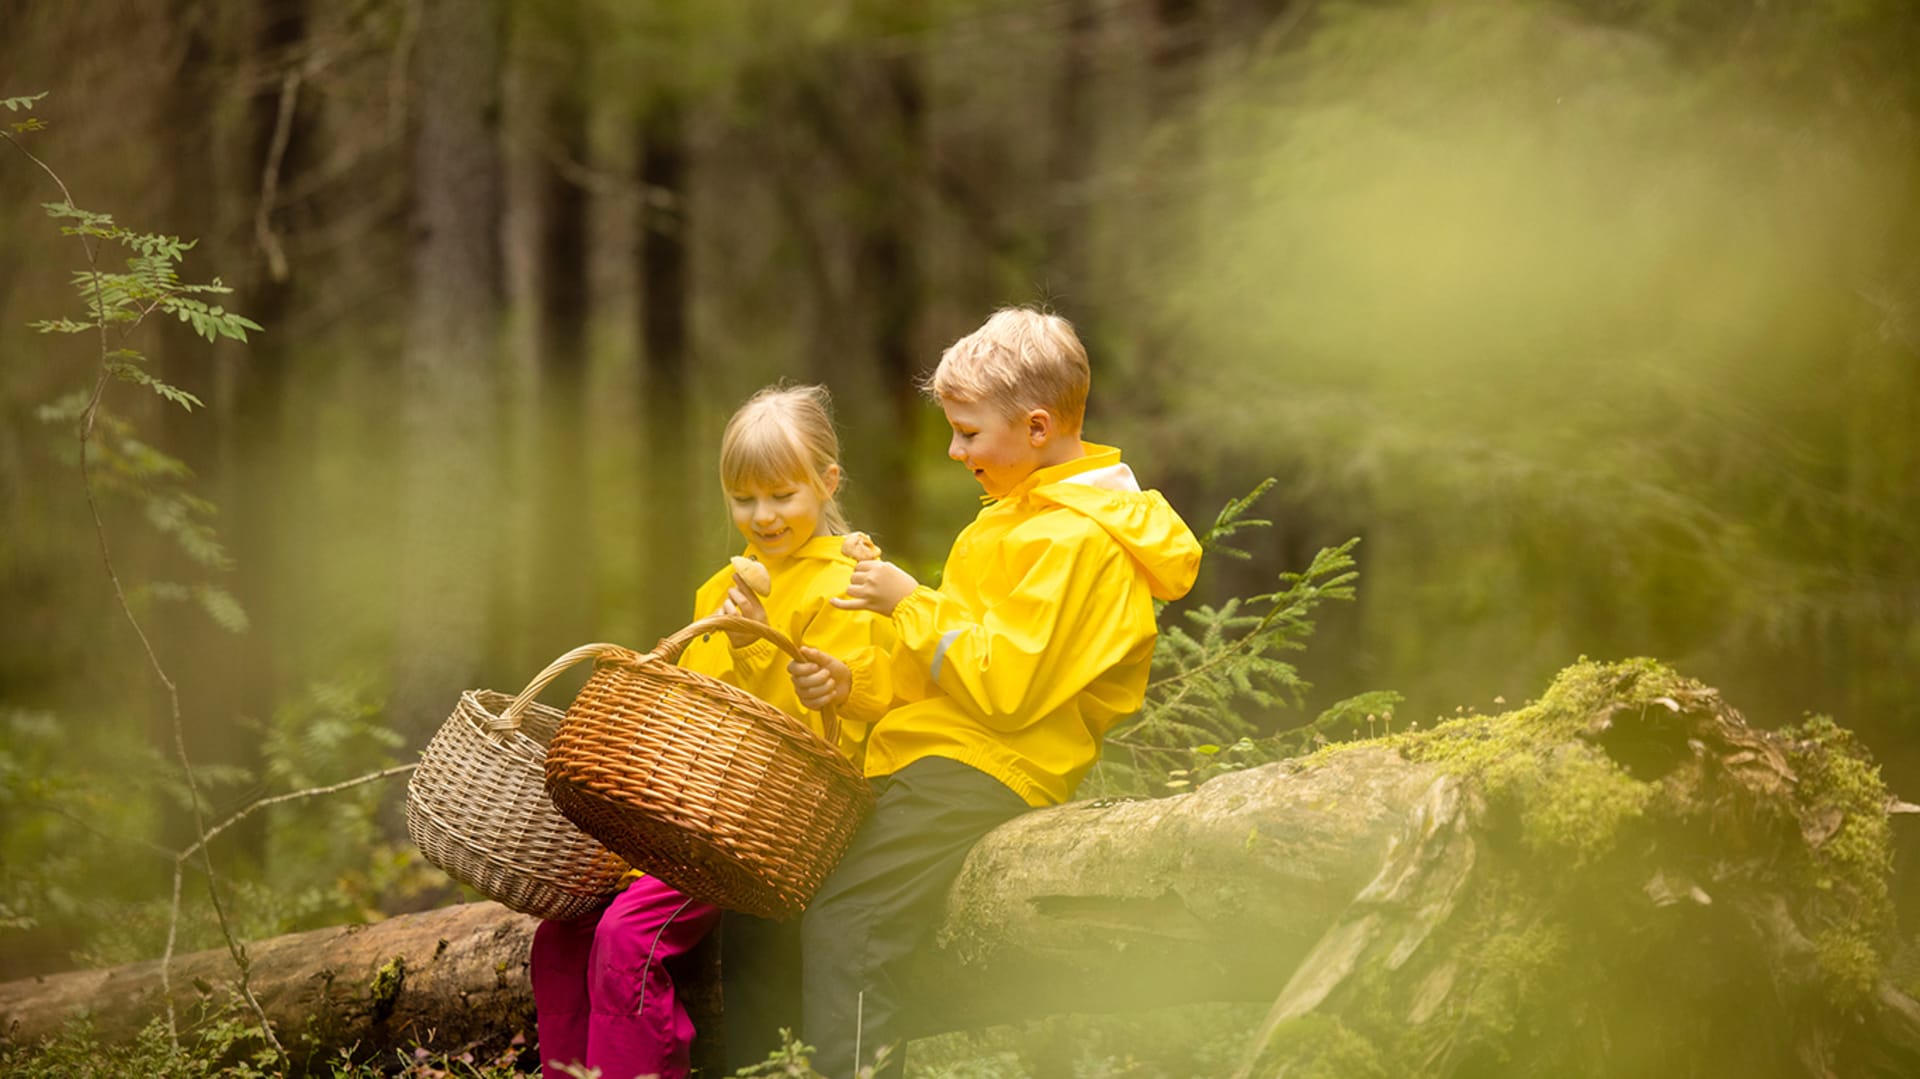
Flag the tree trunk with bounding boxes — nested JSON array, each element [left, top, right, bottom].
[[6, 661, 1916, 1076], [637, 92, 695, 635], [388, 0, 507, 790], [785, 48, 926, 561], [500, 19, 596, 674]]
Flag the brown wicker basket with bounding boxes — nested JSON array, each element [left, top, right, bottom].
[[406, 685, 630, 922], [528, 615, 875, 921]]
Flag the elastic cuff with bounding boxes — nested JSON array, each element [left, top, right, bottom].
[[732, 636, 779, 664]]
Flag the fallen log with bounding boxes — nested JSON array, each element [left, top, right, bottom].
[[2, 659, 1916, 1077], [0, 901, 545, 1070]]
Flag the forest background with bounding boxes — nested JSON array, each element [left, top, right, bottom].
[[2, 0, 1917, 1028]]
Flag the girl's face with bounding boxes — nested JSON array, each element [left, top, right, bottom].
[[727, 467, 838, 562]]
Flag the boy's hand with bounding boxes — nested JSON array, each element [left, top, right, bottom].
[[831, 560, 918, 617], [719, 575, 770, 647], [788, 646, 851, 712]]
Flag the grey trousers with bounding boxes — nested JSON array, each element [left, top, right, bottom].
[[720, 907, 801, 1071], [799, 757, 1030, 1079]]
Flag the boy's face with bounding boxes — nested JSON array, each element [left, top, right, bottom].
[[942, 398, 1046, 499]]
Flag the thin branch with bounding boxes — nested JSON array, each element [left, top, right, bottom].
[[179, 764, 416, 862], [255, 66, 301, 283], [12, 125, 284, 1059]]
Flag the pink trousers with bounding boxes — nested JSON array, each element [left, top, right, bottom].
[[529, 875, 722, 1079]]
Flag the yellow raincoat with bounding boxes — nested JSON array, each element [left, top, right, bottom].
[[679, 534, 893, 764], [866, 443, 1202, 806]]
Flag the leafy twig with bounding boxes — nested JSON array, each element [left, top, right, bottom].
[[5, 100, 280, 1057]]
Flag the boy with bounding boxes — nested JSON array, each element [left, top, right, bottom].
[[784, 306, 1202, 1077]]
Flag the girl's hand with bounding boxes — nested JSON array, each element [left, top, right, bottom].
[[720, 575, 770, 648], [830, 560, 918, 617], [788, 646, 851, 711]]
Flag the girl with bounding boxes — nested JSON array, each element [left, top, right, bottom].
[[529, 384, 894, 1079]]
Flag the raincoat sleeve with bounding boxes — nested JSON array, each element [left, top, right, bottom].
[[889, 524, 1153, 733], [795, 590, 895, 726], [682, 568, 782, 681]]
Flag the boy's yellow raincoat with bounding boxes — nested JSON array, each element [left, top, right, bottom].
[[867, 444, 1202, 806]]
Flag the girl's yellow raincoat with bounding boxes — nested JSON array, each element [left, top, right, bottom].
[[680, 534, 894, 764], [866, 444, 1202, 806]]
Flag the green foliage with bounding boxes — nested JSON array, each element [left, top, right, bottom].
[[0, 1001, 543, 1078], [1243, 1015, 1388, 1079], [0, 670, 418, 970], [4, 90, 47, 135], [0, 1000, 281, 1079], [7, 98, 259, 635], [1128, 0, 1920, 752], [728, 1029, 894, 1077], [1086, 480, 1379, 799]]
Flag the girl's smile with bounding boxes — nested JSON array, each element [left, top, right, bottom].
[[727, 472, 836, 561]]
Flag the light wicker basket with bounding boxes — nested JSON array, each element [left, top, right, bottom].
[[527, 615, 875, 921], [406, 686, 630, 922]]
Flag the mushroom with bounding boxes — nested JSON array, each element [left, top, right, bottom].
[[842, 531, 882, 562], [730, 555, 772, 596]]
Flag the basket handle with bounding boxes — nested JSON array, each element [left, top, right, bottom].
[[494, 642, 642, 732], [494, 616, 845, 747], [651, 614, 844, 749]]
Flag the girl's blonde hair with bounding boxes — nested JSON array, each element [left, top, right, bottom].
[[719, 384, 850, 535]]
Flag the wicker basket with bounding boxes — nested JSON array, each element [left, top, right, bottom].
[[406, 685, 631, 922], [527, 615, 875, 920]]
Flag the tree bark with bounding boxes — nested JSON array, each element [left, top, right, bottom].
[[388, 0, 507, 791], [0, 901, 541, 1069], [6, 663, 1917, 1076], [500, 16, 596, 674], [637, 92, 696, 635]]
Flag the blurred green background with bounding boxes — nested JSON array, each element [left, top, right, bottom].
[[1, 0, 1915, 988]]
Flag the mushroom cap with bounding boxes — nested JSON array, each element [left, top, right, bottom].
[[842, 531, 882, 562], [730, 555, 772, 596]]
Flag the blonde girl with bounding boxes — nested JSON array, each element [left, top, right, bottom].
[[529, 384, 893, 1079]]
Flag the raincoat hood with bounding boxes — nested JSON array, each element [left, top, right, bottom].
[[1024, 444, 1201, 602]]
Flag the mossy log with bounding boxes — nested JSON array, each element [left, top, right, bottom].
[[3, 660, 1915, 1077]]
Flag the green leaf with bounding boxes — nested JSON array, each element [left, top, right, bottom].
[[106, 363, 203, 411], [34, 391, 90, 425], [2, 92, 48, 112], [28, 318, 91, 335], [195, 585, 250, 634]]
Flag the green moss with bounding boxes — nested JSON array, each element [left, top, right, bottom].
[[1247, 1015, 1389, 1079], [1366, 883, 1573, 1074], [1813, 927, 1881, 1006], [368, 956, 406, 1018], [1780, 715, 1897, 1007], [1275, 659, 1903, 1071], [1393, 658, 1665, 866]]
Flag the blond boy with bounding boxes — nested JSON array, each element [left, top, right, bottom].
[[783, 307, 1202, 1077]]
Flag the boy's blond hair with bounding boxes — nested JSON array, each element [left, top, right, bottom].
[[928, 307, 1090, 432], [719, 383, 850, 535]]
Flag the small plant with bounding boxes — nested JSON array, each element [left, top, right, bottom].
[[1086, 479, 1394, 799], [728, 1028, 895, 1078]]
